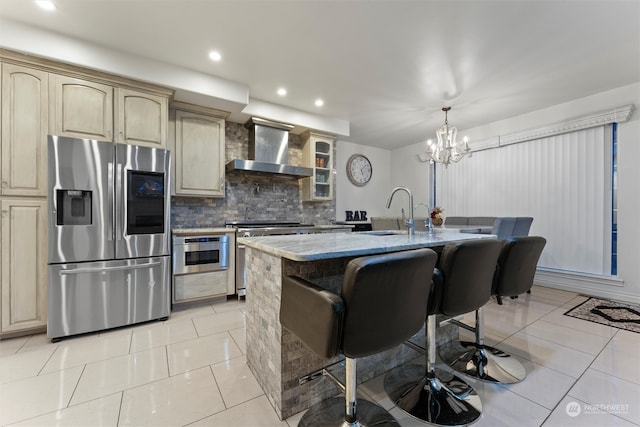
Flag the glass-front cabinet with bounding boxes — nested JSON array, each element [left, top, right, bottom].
[[301, 131, 334, 201]]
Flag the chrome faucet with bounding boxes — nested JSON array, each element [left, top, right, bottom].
[[415, 202, 434, 233], [386, 186, 415, 236]]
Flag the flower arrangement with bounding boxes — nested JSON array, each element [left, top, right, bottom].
[[430, 206, 444, 226]]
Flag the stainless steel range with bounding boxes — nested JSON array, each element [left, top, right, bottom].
[[225, 220, 320, 297]]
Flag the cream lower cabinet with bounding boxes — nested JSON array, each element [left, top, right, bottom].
[[172, 108, 226, 197], [1, 63, 49, 197], [0, 199, 48, 336]]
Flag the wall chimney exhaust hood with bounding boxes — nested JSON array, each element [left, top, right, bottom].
[[225, 117, 313, 178]]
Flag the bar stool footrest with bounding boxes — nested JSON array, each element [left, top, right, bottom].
[[439, 341, 526, 384], [383, 363, 482, 426]]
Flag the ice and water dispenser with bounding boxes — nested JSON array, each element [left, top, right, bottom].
[[56, 190, 92, 226]]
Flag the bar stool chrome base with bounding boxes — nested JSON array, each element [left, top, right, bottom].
[[384, 364, 482, 426], [299, 397, 400, 427], [439, 341, 526, 384]]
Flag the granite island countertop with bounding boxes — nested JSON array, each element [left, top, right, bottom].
[[238, 228, 495, 261], [242, 227, 496, 418]]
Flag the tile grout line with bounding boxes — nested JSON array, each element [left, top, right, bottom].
[[66, 363, 86, 410], [532, 317, 616, 339], [539, 328, 620, 426], [484, 298, 600, 384], [468, 296, 602, 422], [208, 362, 230, 413], [35, 340, 59, 377], [116, 391, 124, 427], [490, 310, 610, 362], [164, 342, 171, 378]]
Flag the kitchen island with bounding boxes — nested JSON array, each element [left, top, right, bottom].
[[240, 230, 494, 419]]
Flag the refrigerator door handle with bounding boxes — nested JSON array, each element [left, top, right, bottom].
[[116, 163, 123, 241], [108, 161, 114, 242], [59, 261, 163, 275]]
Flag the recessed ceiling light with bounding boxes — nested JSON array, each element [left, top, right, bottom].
[[277, 88, 287, 96], [208, 51, 222, 62], [35, 1, 56, 11], [315, 99, 324, 107]]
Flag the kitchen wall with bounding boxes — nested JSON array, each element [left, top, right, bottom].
[[335, 141, 393, 222], [389, 143, 432, 215], [335, 139, 438, 222], [171, 122, 335, 227]]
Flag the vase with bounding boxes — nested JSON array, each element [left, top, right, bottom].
[[432, 217, 443, 227]]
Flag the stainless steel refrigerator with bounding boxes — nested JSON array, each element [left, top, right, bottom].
[[47, 135, 171, 341]]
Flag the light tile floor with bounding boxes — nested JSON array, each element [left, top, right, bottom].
[[0, 285, 638, 426]]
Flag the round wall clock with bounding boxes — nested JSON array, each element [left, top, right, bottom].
[[346, 154, 372, 187]]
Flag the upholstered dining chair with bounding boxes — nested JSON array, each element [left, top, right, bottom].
[[370, 217, 401, 231], [491, 217, 517, 239], [493, 236, 546, 304], [443, 216, 468, 226], [512, 217, 534, 237]]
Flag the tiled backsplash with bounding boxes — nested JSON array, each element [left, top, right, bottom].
[[171, 122, 336, 228]]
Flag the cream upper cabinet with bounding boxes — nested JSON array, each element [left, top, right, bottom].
[[1, 64, 49, 197], [50, 75, 169, 147], [115, 88, 168, 148], [301, 131, 334, 202], [172, 108, 226, 197], [1, 198, 48, 335], [50, 74, 114, 140]]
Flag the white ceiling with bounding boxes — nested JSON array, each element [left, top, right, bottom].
[[0, 0, 638, 150]]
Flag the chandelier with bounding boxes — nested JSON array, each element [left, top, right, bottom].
[[424, 107, 470, 166]]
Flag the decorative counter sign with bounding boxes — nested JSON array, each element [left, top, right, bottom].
[[345, 211, 368, 221]]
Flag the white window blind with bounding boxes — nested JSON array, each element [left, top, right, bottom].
[[438, 126, 611, 275]]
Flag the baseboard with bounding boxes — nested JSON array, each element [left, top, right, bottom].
[[534, 268, 639, 304], [0, 325, 47, 340]]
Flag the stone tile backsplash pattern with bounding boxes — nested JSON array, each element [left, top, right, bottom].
[[171, 122, 336, 227]]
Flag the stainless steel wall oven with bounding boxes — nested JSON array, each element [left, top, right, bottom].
[[173, 235, 229, 274], [172, 233, 230, 304]]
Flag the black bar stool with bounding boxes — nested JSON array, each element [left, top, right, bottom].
[[280, 248, 438, 427], [440, 236, 547, 384], [384, 239, 503, 426]]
